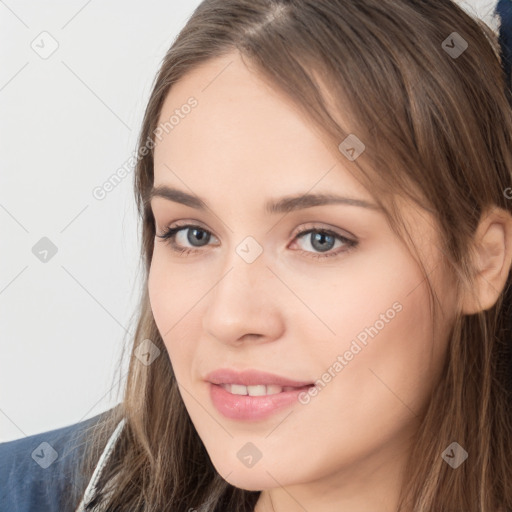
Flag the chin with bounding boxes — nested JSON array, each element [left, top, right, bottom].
[[222, 475, 275, 492], [212, 461, 283, 491]]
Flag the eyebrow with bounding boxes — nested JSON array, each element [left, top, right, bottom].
[[148, 185, 380, 214]]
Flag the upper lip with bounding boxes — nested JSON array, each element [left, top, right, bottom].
[[205, 368, 313, 388]]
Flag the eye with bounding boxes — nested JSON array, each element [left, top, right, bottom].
[[156, 223, 218, 256], [155, 222, 358, 259], [290, 225, 358, 259]]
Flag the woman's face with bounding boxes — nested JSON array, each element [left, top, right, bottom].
[[148, 51, 458, 507]]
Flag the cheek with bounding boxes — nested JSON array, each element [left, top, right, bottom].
[[148, 246, 202, 329], [309, 247, 446, 428], [298, 239, 432, 360], [147, 249, 200, 376]]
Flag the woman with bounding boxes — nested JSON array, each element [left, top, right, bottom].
[[2, 1, 512, 511]]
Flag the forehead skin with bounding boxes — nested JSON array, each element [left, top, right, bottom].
[[152, 52, 375, 217]]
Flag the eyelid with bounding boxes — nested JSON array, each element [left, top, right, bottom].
[[290, 222, 355, 241]]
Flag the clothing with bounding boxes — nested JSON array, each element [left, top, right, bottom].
[[497, 0, 512, 82], [74, 416, 125, 512], [0, 406, 122, 512]]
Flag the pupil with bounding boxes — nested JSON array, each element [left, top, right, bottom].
[[312, 232, 334, 252], [188, 228, 209, 246]]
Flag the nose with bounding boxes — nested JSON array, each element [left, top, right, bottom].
[[201, 248, 285, 347]]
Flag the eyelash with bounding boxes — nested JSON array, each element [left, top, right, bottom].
[[155, 222, 358, 260]]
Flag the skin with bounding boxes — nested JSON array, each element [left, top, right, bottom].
[[147, 51, 512, 512]]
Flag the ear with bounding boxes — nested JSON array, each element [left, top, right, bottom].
[[461, 206, 512, 315]]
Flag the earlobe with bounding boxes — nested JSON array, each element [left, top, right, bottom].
[[461, 207, 512, 315]]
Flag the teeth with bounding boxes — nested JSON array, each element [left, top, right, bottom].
[[266, 384, 284, 395], [219, 383, 285, 395], [231, 384, 248, 395], [247, 384, 267, 396]]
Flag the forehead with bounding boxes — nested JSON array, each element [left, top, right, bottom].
[[152, 51, 373, 203]]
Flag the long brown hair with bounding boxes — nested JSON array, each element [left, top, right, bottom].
[[64, 1, 512, 510]]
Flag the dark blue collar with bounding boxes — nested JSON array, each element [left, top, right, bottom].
[[497, 0, 512, 83]]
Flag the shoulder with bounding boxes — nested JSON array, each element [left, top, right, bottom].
[[497, 0, 512, 82], [498, 0, 512, 17], [0, 406, 120, 512], [497, 0, 512, 29]]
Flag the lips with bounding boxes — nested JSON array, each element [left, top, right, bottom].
[[204, 368, 314, 388], [205, 369, 316, 419]]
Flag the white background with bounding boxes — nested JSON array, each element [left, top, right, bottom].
[[0, 0, 501, 442], [0, 0, 203, 443]]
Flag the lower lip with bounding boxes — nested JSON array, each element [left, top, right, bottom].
[[208, 382, 313, 421]]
